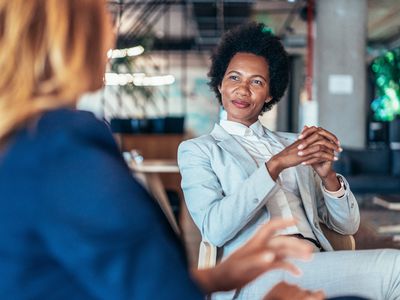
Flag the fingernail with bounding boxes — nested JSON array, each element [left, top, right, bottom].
[[301, 161, 307, 165], [262, 253, 275, 263], [298, 134, 303, 139], [294, 269, 303, 277], [297, 144, 304, 150], [298, 151, 303, 156], [334, 157, 339, 161], [339, 147, 343, 152]]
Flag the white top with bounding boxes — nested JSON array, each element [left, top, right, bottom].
[[220, 119, 344, 243]]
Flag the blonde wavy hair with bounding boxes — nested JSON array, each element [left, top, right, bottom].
[[0, 0, 112, 141]]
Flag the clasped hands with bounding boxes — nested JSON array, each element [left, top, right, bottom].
[[267, 126, 342, 191]]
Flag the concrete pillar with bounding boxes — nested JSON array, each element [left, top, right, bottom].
[[315, 0, 367, 148], [276, 56, 303, 133]]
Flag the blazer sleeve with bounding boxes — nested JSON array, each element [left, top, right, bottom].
[[314, 172, 360, 235], [38, 121, 203, 300], [178, 139, 280, 247]]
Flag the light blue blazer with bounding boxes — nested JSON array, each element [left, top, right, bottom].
[[178, 124, 360, 259]]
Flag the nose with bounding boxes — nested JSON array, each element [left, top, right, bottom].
[[235, 81, 250, 97]]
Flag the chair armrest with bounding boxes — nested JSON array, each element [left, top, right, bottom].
[[198, 240, 217, 269], [319, 223, 355, 250], [197, 224, 356, 270]]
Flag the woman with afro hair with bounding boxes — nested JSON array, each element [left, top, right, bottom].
[[178, 22, 400, 300]]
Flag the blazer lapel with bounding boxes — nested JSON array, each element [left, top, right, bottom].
[[211, 124, 258, 177], [295, 165, 317, 221], [263, 128, 291, 149]]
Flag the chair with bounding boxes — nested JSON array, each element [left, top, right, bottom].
[[198, 223, 355, 269], [319, 223, 356, 251]]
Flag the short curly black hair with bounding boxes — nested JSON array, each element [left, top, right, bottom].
[[208, 22, 289, 113]]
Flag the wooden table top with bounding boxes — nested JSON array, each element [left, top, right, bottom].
[[128, 159, 179, 173]]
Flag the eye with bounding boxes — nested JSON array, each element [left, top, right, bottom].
[[252, 79, 263, 86], [228, 75, 239, 81]]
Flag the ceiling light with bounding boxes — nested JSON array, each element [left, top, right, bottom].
[[107, 45, 145, 59], [104, 73, 175, 86]]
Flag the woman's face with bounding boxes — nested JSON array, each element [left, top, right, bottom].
[[218, 52, 272, 127]]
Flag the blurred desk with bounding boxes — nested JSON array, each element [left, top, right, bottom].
[[128, 159, 181, 235]]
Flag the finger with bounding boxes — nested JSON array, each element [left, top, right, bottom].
[[300, 149, 337, 163], [267, 260, 303, 276], [267, 237, 314, 260], [248, 218, 297, 247], [308, 139, 339, 153], [297, 132, 325, 151], [301, 126, 341, 148], [311, 290, 326, 300], [298, 144, 336, 157], [301, 155, 336, 166], [299, 125, 309, 135], [303, 290, 326, 300], [315, 127, 340, 147], [298, 132, 340, 153], [236, 250, 277, 276], [298, 125, 320, 139]]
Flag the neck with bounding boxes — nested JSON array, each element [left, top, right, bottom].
[[226, 118, 257, 127]]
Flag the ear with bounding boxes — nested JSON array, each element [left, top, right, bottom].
[[265, 96, 272, 103]]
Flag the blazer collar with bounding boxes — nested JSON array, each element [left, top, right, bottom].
[[211, 124, 257, 177], [210, 123, 292, 176], [212, 122, 289, 145]]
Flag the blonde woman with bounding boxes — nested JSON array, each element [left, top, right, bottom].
[[0, 1, 326, 300]]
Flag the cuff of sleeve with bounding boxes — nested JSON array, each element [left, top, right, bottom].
[[323, 175, 346, 198]]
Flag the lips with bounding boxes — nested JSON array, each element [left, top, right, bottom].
[[231, 100, 250, 108]]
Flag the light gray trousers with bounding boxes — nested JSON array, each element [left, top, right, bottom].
[[215, 249, 400, 300]]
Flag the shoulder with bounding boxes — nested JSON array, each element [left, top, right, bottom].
[[178, 134, 218, 167], [179, 134, 217, 153], [3, 109, 121, 178], [35, 109, 119, 156], [39, 109, 114, 143]]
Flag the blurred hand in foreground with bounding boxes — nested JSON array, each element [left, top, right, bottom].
[[264, 282, 325, 300], [192, 218, 313, 293]]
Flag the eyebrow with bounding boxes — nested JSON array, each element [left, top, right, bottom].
[[226, 70, 267, 82]]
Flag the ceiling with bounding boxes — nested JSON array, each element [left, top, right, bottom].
[[107, 0, 400, 53]]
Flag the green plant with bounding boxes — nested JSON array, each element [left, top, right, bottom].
[[371, 48, 400, 121]]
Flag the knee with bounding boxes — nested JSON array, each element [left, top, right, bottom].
[[380, 248, 400, 257], [379, 249, 400, 269]]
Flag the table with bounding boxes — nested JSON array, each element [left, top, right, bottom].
[[127, 159, 181, 235]]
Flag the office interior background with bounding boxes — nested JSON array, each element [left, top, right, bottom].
[[79, 0, 400, 264]]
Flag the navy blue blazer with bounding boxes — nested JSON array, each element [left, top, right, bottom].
[[0, 109, 202, 299]]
